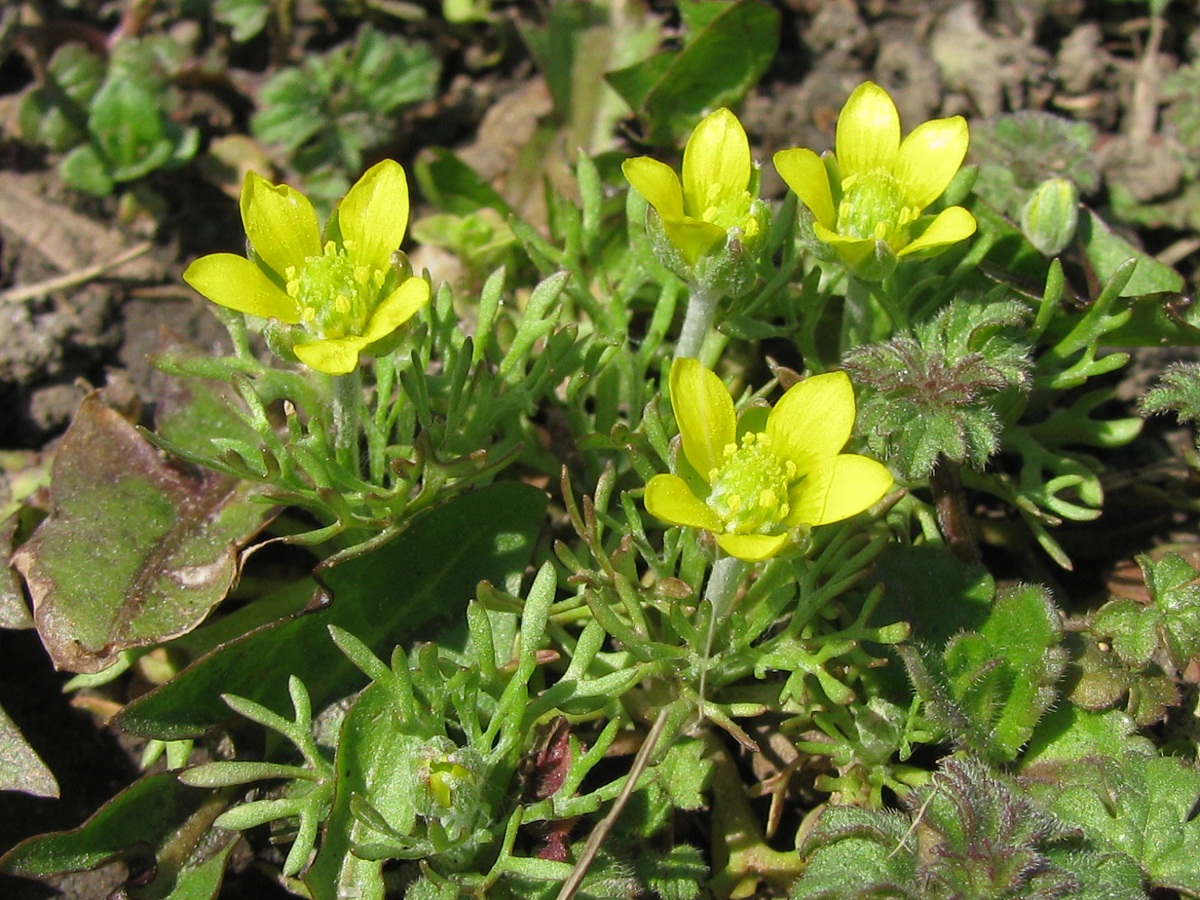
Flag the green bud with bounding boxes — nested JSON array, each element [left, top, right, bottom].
[[1020, 178, 1079, 257], [644, 200, 769, 299]]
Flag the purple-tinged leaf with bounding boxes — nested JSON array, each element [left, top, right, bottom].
[[11, 393, 277, 673]]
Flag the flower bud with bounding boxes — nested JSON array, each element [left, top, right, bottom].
[[1020, 178, 1079, 257]]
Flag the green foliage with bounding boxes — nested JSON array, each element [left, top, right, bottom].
[[17, 44, 104, 152], [794, 757, 1141, 899], [1142, 361, 1200, 449], [251, 23, 439, 207], [844, 296, 1032, 480], [115, 482, 545, 739], [970, 112, 1100, 216], [606, 0, 780, 146], [180, 676, 334, 877], [1047, 751, 1200, 893], [213, 0, 272, 42], [901, 583, 1066, 764], [20, 36, 198, 195], [1093, 552, 1200, 670], [8, 13, 1200, 894]]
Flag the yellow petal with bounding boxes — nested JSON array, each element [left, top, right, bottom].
[[766, 371, 855, 475], [183, 253, 301, 323], [812, 222, 876, 266], [294, 336, 369, 376], [645, 474, 721, 532], [774, 148, 835, 229], [716, 532, 789, 562], [894, 116, 969, 210], [336, 159, 411, 274], [897, 206, 977, 257], [836, 82, 900, 180], [360, 277, 430, 344], [662, 217, 727, 266], [623, 157, 685, 220], [786, 455, 892, 527], [681, 108, 750, 217], [240, 172, 321, 278], [670, 358, 735, 479]]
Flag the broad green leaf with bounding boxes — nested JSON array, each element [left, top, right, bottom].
[[213, 0, 271, 42], [1079, 207, 1183, 295], [1051, 753, 1200, 893], [17, 44, 104, 152], [0, 773, 206, 877], [1, 512, 35, 629], [414, 147, 513, 217], [1022, 705, 1152, 768], [11, 394, 278, 673], [115, 481, 546, 739], [1094, 552, 1200, 669], [0, 704, 57, 798], [518, 0, 661, 155], [792, 806, 917, 898], [606, 0, 780, 146], [59, 143, 114, 196]]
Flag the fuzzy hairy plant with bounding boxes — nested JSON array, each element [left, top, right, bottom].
[[843, 295, 1032, 480]]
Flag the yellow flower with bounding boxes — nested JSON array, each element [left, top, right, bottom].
[[183, 160, 430, 376], [623, 108, 764, 267], [773, 81, 975, 274], [646, 359, 893, 562]]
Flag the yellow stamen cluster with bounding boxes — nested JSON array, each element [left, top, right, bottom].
[[286, 241, 385, 340], [706, 432, 796, 535], [837, 172, 919, 248]]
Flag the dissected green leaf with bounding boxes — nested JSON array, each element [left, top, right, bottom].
[[115, 481, 546, 738], [845, 297, 1032, 479], [11, 394, 278, 673], [1093, 552, 1200, 670], [606, 0, 779, 145], [0, 704, 58, 798]]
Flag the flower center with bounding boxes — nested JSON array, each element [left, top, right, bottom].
[[706, 432, 796, 534], [697, 183, 760, 243], [837, 171, 921, 248], [286, 241, 386, 340]]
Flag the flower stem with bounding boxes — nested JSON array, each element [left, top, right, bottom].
[[929, 455, 980, 566], [331, 369, 363, 475], [675, 284, 720, 360], [696, 553, 749, 723]]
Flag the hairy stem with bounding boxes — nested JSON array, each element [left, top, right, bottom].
[[929, 455, 980, 566], [332, 369, 363, 475], [696, 554, 749, 724], [675, 284, 720, 360]]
